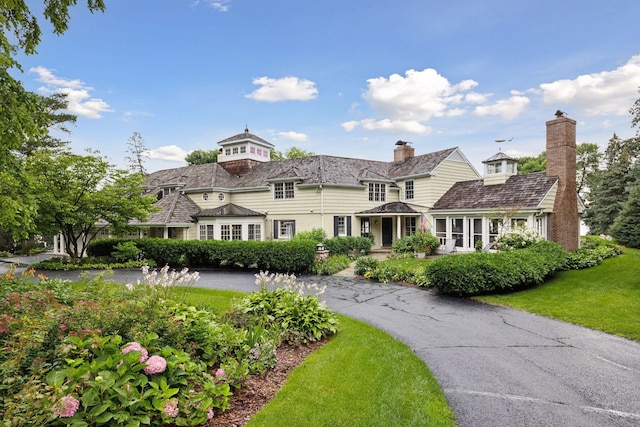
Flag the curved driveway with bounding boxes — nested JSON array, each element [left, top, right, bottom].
[[29, 268, 640, 426]]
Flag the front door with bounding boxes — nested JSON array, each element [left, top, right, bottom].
[[382, 218, 393, 246]]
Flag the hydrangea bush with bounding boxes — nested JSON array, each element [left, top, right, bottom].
[[1, 265, 340, 425]]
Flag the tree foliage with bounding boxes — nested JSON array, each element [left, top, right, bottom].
[[583, 134, 640, 235], [26, 150, 157, 258], [271, 146, 315, 160], [0, 1, 106, 240], [610, 184, 640, 248], [185, 149, 219, 165], [516, 152, 546, 174], [125, 131, 149, 174]]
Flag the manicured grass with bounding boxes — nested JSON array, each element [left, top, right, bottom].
[[183, 288, 455, 426], [248, 315, 455, 427], [477, 247, 640, 341]]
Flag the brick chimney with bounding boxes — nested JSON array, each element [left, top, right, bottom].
[[546, 113, 579, 251], [394, 141, 415, 162]]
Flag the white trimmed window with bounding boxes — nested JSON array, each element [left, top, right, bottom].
[[221, 225, 231, 240], [405, 217, 416, 236], [274, 182, 295, 199], [368, 183, 386, 202], [248, 224, 261, 241], [405, 180, 414, 200], [199, 224, 214, 240]]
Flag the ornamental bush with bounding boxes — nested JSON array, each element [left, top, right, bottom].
[[392, 231, 440, 256], [561, 235, 622, 270], [86, 238, 317, 272], [322, 236, 372, 257], [427, 241, 566, 296], [1, 266, 339, 424]]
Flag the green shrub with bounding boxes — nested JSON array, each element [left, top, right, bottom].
[[427, 241, 566, 296], [323, 236, 372, 257], [1, 267, 339, 424], [233, 272, 339, 345], [292, 228, 327, 243], [312, 254, 352, 275], [392, 231, 440, 255], [112, 241, 142, 262], [354, 256, 379, 276], [87, 238, 316, 273], [496, 226, 544, 251], [561, 236, 622, 270]]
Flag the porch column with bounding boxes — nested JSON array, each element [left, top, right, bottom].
[[396, 216, 402, 240]]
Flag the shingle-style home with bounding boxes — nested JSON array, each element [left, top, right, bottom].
[[130, 115, 580, 253]]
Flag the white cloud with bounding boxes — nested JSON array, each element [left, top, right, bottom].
[[473, 95, 530, 120], [192, 0, 231, 11], [341, 119, 431, 134], [144, 145, 190, 162], [278, 131, 308, 142], [363, 68, 482, 121], [123, 110, 155, 121], [539, 55, 640, 116], [29, 66, 112, 119], [245, 76, 318, 102]]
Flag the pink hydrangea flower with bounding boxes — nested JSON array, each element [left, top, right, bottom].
[[163, 400, 179, 418], [53, 395, 80, 418], [207, 407, 214, 420], [122, 342, 149, 363], [215, 368, 225, 378], [144, 355, 167, 375]]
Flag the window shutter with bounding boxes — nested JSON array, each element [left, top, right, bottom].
[[347, 216, 352, 236], [333, 216, 339, 237], [273, 220, 279, 239], [291, 220, 296, 237]]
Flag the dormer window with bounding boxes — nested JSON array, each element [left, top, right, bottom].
[[274, 182, 295, 199]]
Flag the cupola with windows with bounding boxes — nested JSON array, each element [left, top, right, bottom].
[[217, 126, 274, 164], [482, 151, 518, 185]]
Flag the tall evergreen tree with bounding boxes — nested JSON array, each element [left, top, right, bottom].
[[610, 184, 640, 248], [583, 134, 638, 235]]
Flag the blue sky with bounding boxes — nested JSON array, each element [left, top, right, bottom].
[[14, 0, 640, 173]]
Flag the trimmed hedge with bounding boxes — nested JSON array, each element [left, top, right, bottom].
[[86, 238, 317, 273], [323, 236, 373, 256], [426, 241, 567, 296]]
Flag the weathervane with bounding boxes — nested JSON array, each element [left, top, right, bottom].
[[494, 137, 513, 152]]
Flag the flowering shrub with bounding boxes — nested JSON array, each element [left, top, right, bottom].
[[234, 272, 338, 345], [1, 266, 340, 424], [496, 225, 544, 251]]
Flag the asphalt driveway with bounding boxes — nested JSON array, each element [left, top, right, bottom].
[[14, 266, 640, 427]]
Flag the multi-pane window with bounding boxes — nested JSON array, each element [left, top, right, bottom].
[[405, 217, 416, 236], [451, 218, 464, 247], [368, 183, 386, 202], [274, 182, 295, 199], [405, 180, 414, 200], [489, 219, 500, 243], [361, 218, 371, 237], [232, 224, 242, 240], [337, 216, 346, 236], [220, 225, 230, 240], [248, 224, 261, 241], [279, 220, 294, 240], [232, 147, 239, 154], [199, 224, 214, 240], [435, 219, 447, 244]]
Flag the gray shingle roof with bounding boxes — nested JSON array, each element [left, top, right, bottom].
[[143, 147, 459, 193], [357, 202, 420, 214], [196, 203, 265, 218], [432, 173, 558, 211], [139, 192, 201, 224]]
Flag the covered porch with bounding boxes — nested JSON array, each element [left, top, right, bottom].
[[356, 202, 429, 249]]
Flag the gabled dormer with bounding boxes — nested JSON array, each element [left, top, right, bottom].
[[482, 152, 517, 186]]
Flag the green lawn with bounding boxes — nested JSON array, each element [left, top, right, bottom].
[[185, 290, 455, 427], [248, 315, 455, 427], [477, 247, 640, 341]]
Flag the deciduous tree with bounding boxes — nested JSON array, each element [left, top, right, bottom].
[[185, 149, 219, 165], [26, 150, 156, 258]]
